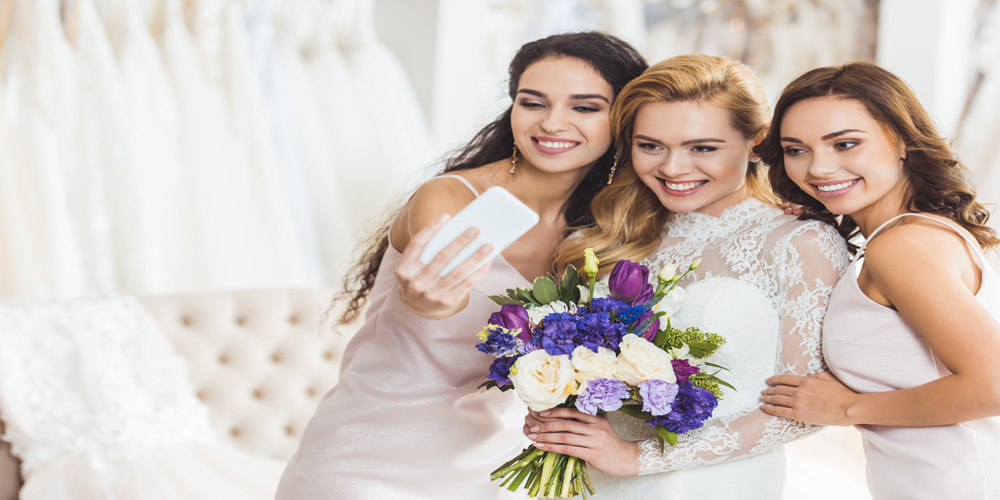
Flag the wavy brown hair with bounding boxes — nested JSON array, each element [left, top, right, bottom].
[[556, 54, 774, 276], [336, 32, 647, 323], [756, 62, 998, 253]]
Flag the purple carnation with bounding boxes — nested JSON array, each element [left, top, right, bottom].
[[476, 329, 521, 357], [575, 378, 629, 415], [671, 358, 700, 383], [647, 382, 718, 434], [638, 379, 679, 416], [537, 312, 579, 357], [487, 356, 517, 386]]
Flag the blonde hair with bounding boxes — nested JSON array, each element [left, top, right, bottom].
[[556, 54, 774, 276]]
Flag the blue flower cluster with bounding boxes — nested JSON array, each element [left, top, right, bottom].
[[588, 297, 628, 315], [487, 356, 517, 386], [646, 382, 718, 434], [476, 328, 521, 357], [537, 309, 629, 358]]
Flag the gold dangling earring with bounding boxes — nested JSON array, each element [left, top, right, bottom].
[[510, 145, 518, 174], [607, 153, 618, 185]]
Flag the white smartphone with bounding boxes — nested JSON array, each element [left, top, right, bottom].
[[419, 186, 540, 276]]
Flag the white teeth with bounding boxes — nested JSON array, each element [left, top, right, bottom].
[[538, 141, 576, 149], [816, 180, 858, 192], [665, 181, 706, 191]]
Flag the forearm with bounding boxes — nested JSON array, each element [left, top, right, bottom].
[[847, 373, 1000, 427]]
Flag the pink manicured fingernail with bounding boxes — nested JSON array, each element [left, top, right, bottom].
[[535, 443, 545, 448], [540, 411, 550, 416], [530, 426, 539, 432], [527, 434, 537, 440], [479, 244, 493, 254], [464, 227, 477, 236], [436, 214, 450, 223]]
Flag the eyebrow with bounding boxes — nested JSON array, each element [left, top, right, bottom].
[[517, 89, 610, 103], [634, 135, 725, 146], [780, 129, 867, 143]]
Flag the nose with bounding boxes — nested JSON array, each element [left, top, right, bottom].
[[807, 150, 840, 178], [540, 106, 570, 134], [658, 152, 693, 178]]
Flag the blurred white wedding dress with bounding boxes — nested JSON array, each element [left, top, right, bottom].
[[0, 295, 283, 499]]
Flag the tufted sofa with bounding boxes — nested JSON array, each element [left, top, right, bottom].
[[0, 289, 362, 500]]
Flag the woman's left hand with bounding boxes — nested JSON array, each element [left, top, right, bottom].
[[760, 371, 860, 426], [524, 407, 639, 477]]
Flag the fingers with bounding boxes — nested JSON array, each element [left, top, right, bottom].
[[533, 442, 590, 461], [438, 247, 493, 292], [418, 227, 481, 279], [760, 403, 794, 419], [813, 371, 836, 381], [766, 374, 805, 387], [538, 407, 602, 424], [529, 418, 599, 438], [397, 214, 450, 272], [759, 393, 795, 408]]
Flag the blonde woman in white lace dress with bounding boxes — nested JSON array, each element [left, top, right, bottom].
[[525, 55, 851, 498]]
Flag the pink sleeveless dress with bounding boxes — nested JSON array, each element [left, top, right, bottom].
[[276, 176, 532, 499], [823, 213, 1000, 500]]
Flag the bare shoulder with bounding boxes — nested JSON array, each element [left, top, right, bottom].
[[864, 215, 978, 280]]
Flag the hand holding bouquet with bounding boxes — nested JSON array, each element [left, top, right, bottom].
[[476, 250, 731, 498]]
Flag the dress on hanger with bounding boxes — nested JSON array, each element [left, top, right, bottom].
[[0, 295, 284, 499], [823, 214, 1000, 500], [1, 0, 89, 297], [591, 198, 851, 499], [103, 0, 189, 294], [275, 0, 353, 284], [276, 176, 531, 500]]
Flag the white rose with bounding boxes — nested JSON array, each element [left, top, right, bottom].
[[526, 301, 577, 325], [667, 343, 699, 365], [510, 350, 577, 411], [656, 287, 687, 328], [592, 281, 610, 299], [571, 346, 618, 389], [615, 334, 677, 385]]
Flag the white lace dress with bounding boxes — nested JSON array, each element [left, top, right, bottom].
[[0, 296, 283, 499], [591, 198, 851, 499]]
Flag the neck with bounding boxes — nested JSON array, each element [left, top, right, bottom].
[[694, 185, 752, 218], [849, 181, 910, 238], [505, 157, 595, 225]]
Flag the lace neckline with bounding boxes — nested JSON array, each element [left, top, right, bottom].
[[665, 198, 775, 237]]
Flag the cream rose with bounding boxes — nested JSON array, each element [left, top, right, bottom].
[[571, 346, 618, 390], [615, 334, 677, 385], [510, 350, 577, 411], [526, 301, 578, 325]]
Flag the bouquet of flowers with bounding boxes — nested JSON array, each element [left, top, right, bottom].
[[476, 249, 731, 498]]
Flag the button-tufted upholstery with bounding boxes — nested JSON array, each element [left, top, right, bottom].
[[0, 289, 361, 500]]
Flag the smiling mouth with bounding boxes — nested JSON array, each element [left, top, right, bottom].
[[814, 179, 860, 192], [663, 180, 708, 192], [532, 138, 579, 149]]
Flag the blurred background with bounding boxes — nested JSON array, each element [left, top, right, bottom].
[[0, 0, 996, 299]]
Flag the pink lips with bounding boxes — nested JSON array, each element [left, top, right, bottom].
[[810, 178, 861, 199], [531, 136, 580, 155], [658, 178, 707, 197]]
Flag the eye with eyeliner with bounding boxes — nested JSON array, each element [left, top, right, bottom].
[[635, 141, 661, 152], [783, 146, 807, 156], [692, 145, 717, 153], [834, 140, 859, 151]]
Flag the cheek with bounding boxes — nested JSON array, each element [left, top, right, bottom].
[[583, 118, 612, 149], [630, 150, 659, 177], [509, 109, 532, 137]]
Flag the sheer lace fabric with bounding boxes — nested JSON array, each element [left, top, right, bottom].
[[593, 199, 850, 498]]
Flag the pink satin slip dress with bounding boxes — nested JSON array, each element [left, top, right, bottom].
[[823, 213, 1000, 500], [276, 175, 531, 499]]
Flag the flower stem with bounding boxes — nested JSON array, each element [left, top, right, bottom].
[[560, 457, 577, 497], [537, 452, 558, 496]]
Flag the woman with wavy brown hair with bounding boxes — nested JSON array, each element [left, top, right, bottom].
[[523, 54, 852, 498], [758, 62, 1000, 500]]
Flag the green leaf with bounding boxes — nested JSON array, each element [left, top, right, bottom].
[[507, 288, 520, 300], [478, 380, 498, 390], [515, 287, 539, 305], [562, 265, 581, 291], [714, 377, 737, 392], [704, 362, 731, 372], [656, 434, 665, 454], [616, 405, 655, 421], [489, 295, 523, 306], [532, 277, 560, 304], [653, 425, 678, 448]]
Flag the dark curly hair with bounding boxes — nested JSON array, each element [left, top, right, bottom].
[[338, 32, 648, 323], [756, 62, 998, 254]]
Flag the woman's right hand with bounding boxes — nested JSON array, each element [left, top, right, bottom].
[[394, 214, 494, 320]]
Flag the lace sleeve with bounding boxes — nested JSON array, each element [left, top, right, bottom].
[[635, 222, 851, 475]]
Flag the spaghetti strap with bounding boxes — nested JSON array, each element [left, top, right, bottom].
[[432, 174, 480, 198], [861, 213, 987, 268]]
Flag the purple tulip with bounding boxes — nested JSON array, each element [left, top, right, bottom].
[[635, 310, 660, 342], [608, 260, 650, 304], [488, 304, 532, 343]]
